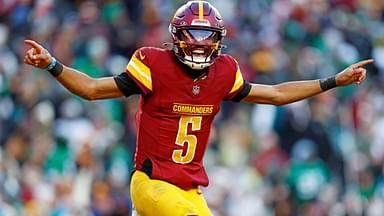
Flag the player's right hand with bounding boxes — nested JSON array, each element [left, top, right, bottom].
[[23, 40, 52, 69]]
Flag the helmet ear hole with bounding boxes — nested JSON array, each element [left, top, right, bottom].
[[169, 25, 177, 34], [170, 1, 226, 70], [222, 29, 227, 37]]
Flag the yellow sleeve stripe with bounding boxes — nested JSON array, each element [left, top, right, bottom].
[[126, 55, 152, 91], [229, 67, 244, 94]]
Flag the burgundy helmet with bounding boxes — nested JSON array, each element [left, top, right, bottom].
[[169, 1, 227, 70]]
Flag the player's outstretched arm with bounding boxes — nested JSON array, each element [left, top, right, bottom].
[[242, 59, 374, 105], [23, 40, 123, 100]]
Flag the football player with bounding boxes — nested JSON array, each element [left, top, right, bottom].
[[23, 1, 373, 215]]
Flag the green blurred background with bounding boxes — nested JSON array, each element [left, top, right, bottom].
[[0, 0, 384, 215]]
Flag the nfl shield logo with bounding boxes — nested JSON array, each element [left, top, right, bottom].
[[192, 85, 200, 95]]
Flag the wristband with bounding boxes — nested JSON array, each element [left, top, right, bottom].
[[319, 76, 337, 91], [46, 57, 57, 70], [46, 57, 63, 77]]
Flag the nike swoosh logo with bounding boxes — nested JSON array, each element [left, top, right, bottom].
[[139, 51, 145, 60]]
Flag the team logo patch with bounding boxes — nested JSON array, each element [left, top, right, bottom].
[[192, 85, 200, 95], [139, 50, 145, 60]]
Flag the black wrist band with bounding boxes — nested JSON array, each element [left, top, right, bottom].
[[47, 57, 64, 77], [319, 76, 337, 91]]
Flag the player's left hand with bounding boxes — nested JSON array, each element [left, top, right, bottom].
[[23, 39, 52, 69], [336, 59, 374, 86]]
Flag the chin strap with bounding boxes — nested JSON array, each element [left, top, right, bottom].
[[164, 40, 226, 70], [162, 41, 187, 49]]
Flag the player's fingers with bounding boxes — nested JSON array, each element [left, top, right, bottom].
[[353, 68, 365, 74], [32, 53, 50, 61], [354, 59, 374, 68], [26, 49, 35, 59], [355, 71, 367, 85], [25, 55, 37, 66], [24, 55, 34, 65], [26, 50, 36, 64], [24, 39, 44, 52], [25, 56, 41, 67], [359, 71, 367, 82]]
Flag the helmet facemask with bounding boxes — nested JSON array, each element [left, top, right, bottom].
[[173, 28, 222, 70]]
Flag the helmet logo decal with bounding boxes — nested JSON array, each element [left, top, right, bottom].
[[192, 85, 200, 95], [191, 19, 210, 27]]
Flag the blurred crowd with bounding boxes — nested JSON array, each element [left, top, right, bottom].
[[1, 0, 384, 215]]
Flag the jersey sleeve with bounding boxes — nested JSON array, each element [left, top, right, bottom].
[[125, 48, 153, 96], [229, 81, 251, 102], [224, 59, 249, 101], [114, 72, 143, 97]]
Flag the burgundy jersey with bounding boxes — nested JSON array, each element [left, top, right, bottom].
[[125, 47, 245, 190]]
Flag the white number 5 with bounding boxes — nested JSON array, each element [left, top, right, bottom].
[[172, 116, 202, 164]]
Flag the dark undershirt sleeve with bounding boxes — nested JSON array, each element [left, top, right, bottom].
[[113, 72, 143, 97], [229, 80, 252, 102]]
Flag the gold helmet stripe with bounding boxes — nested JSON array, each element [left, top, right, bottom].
[[199, 2, 204, 20]]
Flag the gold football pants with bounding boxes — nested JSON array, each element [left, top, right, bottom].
[[130, 170, 213, 216]]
